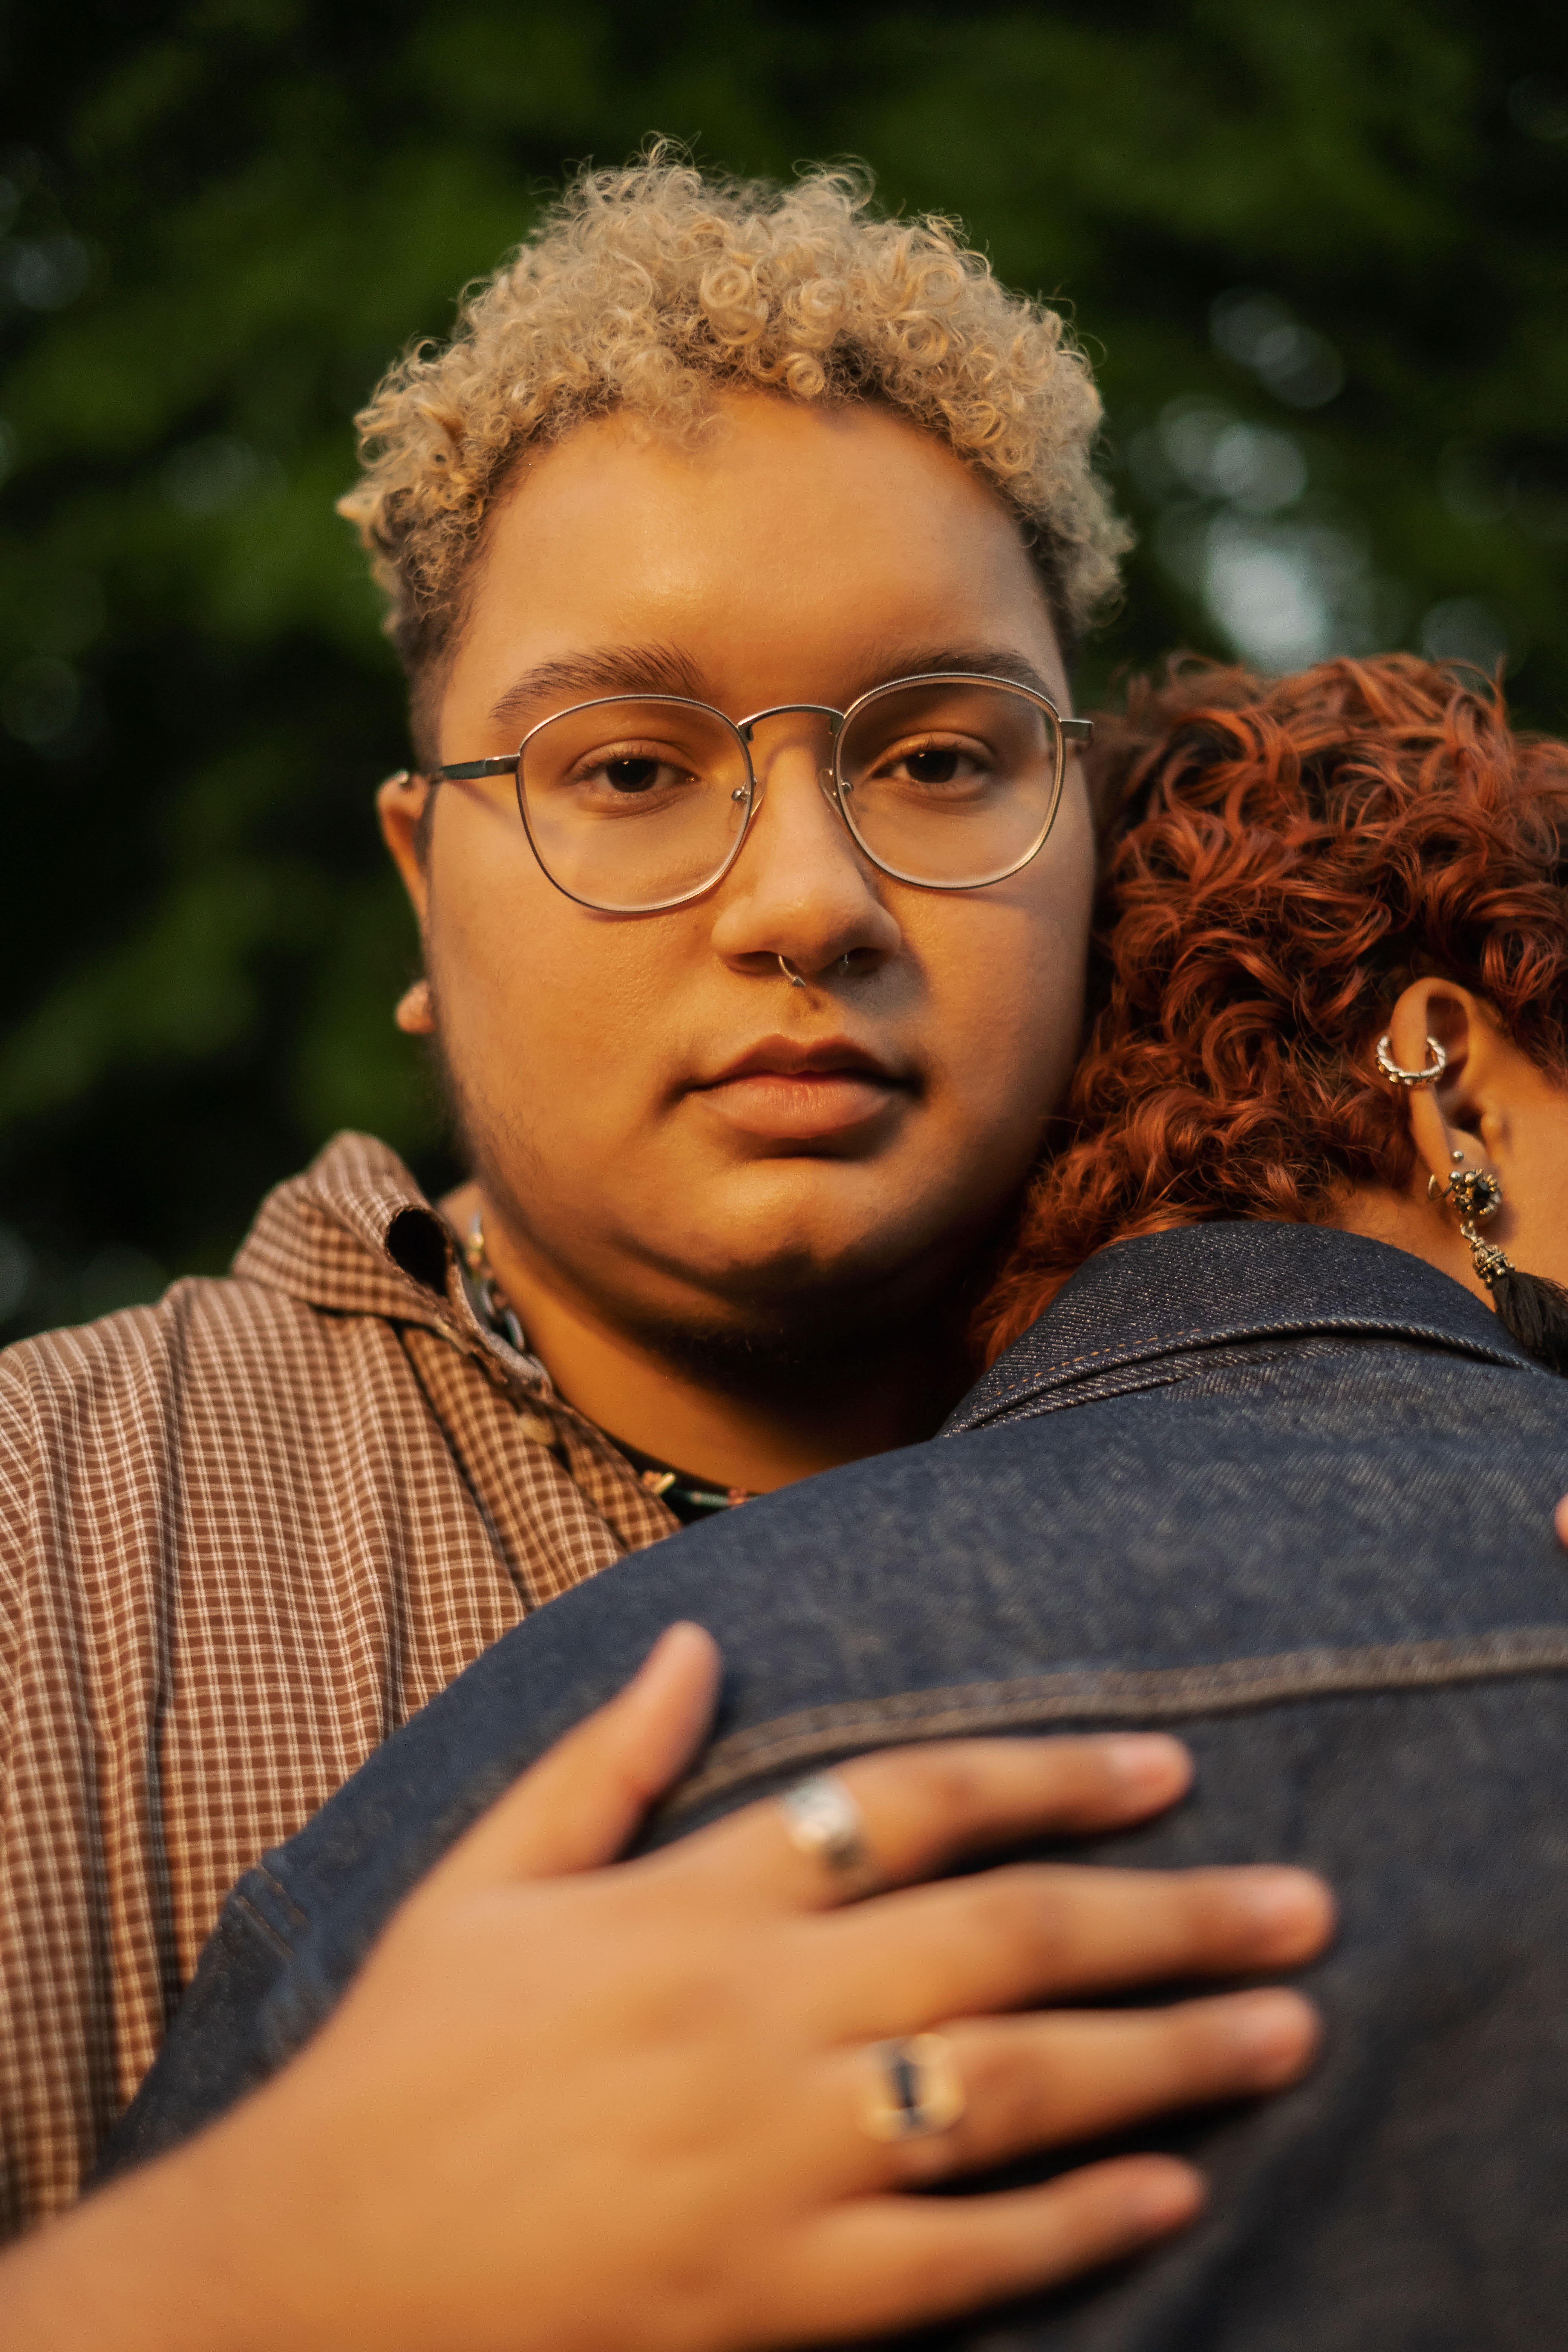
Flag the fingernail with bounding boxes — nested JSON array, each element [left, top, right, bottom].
[[1100, 1733, 1192, 1795], [1125, 2157, 1206, 2231], [1229, 1988, 1320, 2080], [1234, 1866, 1334, 1942]]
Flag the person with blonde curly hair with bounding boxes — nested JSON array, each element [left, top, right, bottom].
[[342, 149, 1124, 758], [0, 150, 1331, 2341]]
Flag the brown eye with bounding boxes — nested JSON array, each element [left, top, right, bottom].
[[602, 756, 664, 795], [902, 746, 963, 785]]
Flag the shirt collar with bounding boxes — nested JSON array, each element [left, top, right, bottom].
[[946, 1220, 1545, 1436], [229, 1131, 551, 1394]]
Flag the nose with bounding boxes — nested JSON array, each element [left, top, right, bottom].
[[708, 719, 902, 981]]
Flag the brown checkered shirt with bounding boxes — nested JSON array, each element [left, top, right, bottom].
[[0, 1132, 678, 2235]]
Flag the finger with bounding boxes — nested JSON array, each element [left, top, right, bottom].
[[829, 1988, 1319, 2193], [806, 1860, 1334, 2032], [795, 2156, 1204, 2337], [429, 1624, 722, 1892], [681, 1734, 1195, 1912], [1555, 1491, 1568, 1548]]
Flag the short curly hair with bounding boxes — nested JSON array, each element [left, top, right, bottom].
[[339, 150, 1127, 745], [979, 654, 1568, 1361]]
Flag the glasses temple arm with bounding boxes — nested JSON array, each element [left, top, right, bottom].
[[1060, 718, 1094, 745], [430, 756, 521, 783]]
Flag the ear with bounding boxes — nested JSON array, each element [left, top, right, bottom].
[[378, 770, 433, 923], [1382, 976, 1516, 1193]]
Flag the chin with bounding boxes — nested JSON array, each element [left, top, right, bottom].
[[640, 1208, 993, 1354], [659, 1169, 937, 1296]]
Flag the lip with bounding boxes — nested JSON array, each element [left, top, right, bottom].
[[691, 1033, 912, 1141]]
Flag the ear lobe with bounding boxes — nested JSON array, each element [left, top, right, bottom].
[[394, 979, 434, 1035]]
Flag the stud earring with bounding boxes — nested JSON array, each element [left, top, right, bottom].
[[1429, 1163, 1568, 1376], [394, 979, 434, 1034]]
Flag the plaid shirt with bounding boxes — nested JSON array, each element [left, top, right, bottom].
[[0, 1132, 677, 2234]]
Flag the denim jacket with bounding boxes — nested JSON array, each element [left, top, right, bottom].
[[102, 1223, 1568, 2348]]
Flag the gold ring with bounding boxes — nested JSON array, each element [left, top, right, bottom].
[[859, 2034, 966, 2141]]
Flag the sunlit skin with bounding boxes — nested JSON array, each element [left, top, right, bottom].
[[1336, 977, 1568, 1298], [380, 395, 1096, 1491]]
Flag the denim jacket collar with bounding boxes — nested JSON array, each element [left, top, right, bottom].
[[947, 1220, 1544, 1436]]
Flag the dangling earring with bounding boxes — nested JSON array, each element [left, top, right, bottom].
[[395, 979, 434, 1034], [1429, 1163, 1568, 1377]]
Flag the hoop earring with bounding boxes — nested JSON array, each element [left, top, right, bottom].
[[1430, 1164, 1568, 1376], [1375, 1033, 1448, 1088]]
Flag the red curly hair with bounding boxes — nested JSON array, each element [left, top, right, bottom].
[[980, 654, 1568, 1364]]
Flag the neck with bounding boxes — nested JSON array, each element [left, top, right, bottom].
[[1332, 1177, 1494, 1309], [443, 1182, 976, 1492]]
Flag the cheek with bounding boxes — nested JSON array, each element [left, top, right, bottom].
[[918, 819, 1095, 1138], [426, 802, 683, 1132], [426, 802, 591, 1094]]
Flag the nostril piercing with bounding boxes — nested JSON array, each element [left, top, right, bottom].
[[778, 955, 807, 989]]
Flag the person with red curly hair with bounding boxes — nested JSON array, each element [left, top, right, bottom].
[[107, 652, 1568, 2349], [983, 651, 1568, 1371]]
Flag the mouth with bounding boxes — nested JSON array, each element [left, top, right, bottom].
[[690, 1034, 913, 1142]]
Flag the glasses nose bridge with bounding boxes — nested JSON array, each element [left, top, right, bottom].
[[735, 701, 846, 816], [736, 701, 845, 744]]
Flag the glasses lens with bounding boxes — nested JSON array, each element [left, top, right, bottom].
[[518, 699, 751, 911], [836, 679, 1063, 888]]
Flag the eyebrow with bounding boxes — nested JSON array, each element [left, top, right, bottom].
[[488, 645, 707, 737], [485, 641, 1061, 740], [846, 646, 1060, 703]]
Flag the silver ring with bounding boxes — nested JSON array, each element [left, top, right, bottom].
[[780, 1772, 876, 1891], [1375, 1032, 1448, 1088], [859, 2034, 966, 2142]]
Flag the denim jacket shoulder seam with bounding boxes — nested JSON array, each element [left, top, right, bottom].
[[222, 1860, 311, 1957], [967, 1336, 1339, 1424], [230, 1882, 302, 1962], [952, 1319, 1535, 1431], [665, 1625, 1568, 1820]]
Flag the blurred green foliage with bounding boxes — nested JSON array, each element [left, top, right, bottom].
[[2, 0, 1565, 1338]]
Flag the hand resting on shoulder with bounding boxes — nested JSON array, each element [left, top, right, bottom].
[[0, 1624, 1331, 2352]]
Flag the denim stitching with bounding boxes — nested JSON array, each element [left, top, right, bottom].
[[667, 1625, 1568, 1816], [229, 1886, 300, 1961], [952, 1317, 1535, 1427], [250, 1862, 310, 1932]]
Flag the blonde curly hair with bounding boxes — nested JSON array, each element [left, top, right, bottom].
[[340, 152, 1129, 734]]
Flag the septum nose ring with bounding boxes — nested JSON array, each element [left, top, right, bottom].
[[778, 954, 856, 987]]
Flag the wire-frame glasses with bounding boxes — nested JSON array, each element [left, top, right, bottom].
[[430, 672, 1093, 914]]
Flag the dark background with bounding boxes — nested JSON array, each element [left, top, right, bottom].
[[2, 0, 1565, 1342]]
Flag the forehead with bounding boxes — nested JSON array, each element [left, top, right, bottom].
[[444, 394, 1065, 735]]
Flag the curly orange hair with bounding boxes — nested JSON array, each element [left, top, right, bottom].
[[980, 654, 1568, 1363]]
